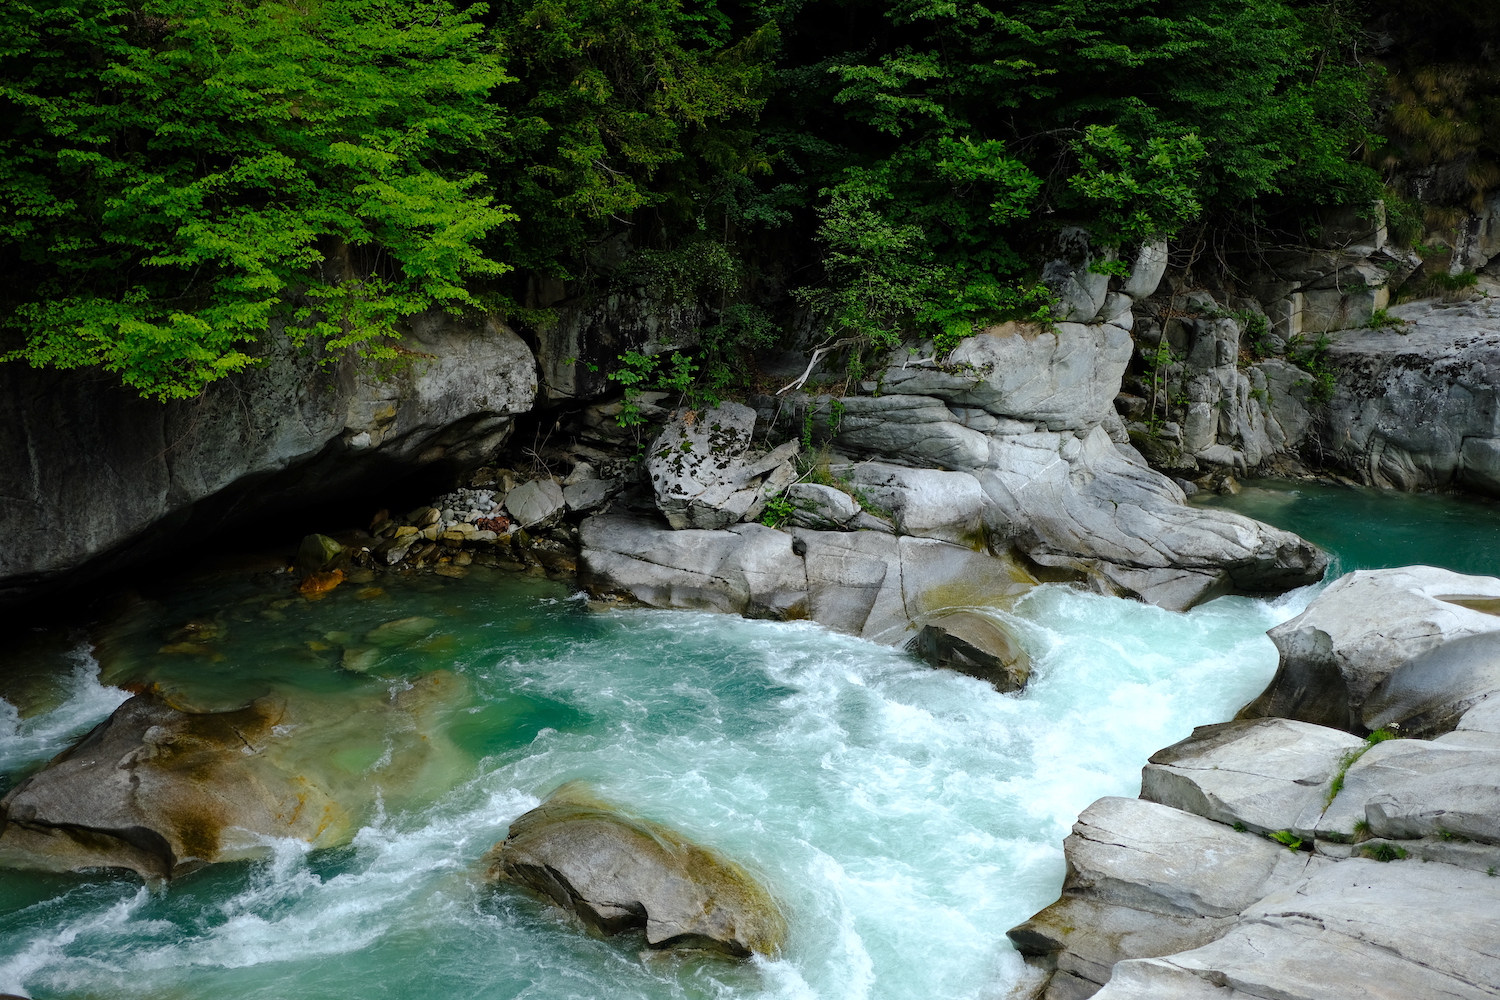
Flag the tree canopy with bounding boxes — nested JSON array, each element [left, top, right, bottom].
[[0, 0, 1404, 398]]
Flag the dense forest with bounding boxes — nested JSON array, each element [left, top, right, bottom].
[[2, 0, 1497, 401]]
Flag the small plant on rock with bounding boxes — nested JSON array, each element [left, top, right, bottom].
[[1269, 829, 1303, 851], [1362, 842, 1409, 862]]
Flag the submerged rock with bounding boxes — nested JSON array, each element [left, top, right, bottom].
[[0, 673, 469, 879], [907, 610, 1031, 692], [486, 785, 785, 957]]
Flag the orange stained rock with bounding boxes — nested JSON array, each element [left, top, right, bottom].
[[299, 570, 345, 599]]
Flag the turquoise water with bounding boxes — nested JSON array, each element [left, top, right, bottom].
[[2, 551, 1310, 999], [1193, 479, 1500, 577]]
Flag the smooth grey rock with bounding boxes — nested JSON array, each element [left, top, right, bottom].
[[504, 479, 567, 530], [907, 609, 1030, 692], [579, 514, 1036, 643], [980, 427, 1326, 610], [879, 322, 1133, 429], [578, 515, 806, 620], [1106, 859, 1500, 1000], [562, 477, 619, 514], [1366, 630, 1500, 737], [1009, 797, 1320, 999], [1322, 736, 1500, 845], [1141, 719, 1364, 838], [1458, 694, 1500, 733], [647, 403, 798, 529], [1240, 567, 1500, 733], [845, 462, 985, 545], [1122, 241, 1169, 301], [0, 312, 536, 604], [784, 483, 860, 530], [486, 784, 785, 957], [832, 395, 992, 470]]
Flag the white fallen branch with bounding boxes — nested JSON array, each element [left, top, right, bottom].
[[777, 338, 859, 395]]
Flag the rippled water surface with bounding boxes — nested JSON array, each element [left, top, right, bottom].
[[1, 550, 1315, 999], [1193, 478, 1500, 576]]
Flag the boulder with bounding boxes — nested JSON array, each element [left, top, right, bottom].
[[0, 311, 536, 605], [1239, 566, 1500, 734], [562, 476, 620, 515], [1095, 858, 1500, 1000], [878, 321, 1133, 430], [1140, 719, 1365, 839], [578, 514, 1035, 643], [295, 533, 345, 574], [504, 479, 567, 530], [784, 482, 861, 530], [0, 674, 469, 878], [647, 402, 798, 529], [486, 784, 785, 957], [979, 427, 1327, 610], [1007, 797, 1321, 1000], [845, 463, 986, 546], [907, 610, 1030, 692]]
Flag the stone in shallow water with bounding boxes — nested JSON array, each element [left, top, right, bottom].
[[486, 784, 786, 957], [907, 610, 1030, 692], [0, 672, 471, 879]]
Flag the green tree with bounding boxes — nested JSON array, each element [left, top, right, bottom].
[[1, 0, 512, 399]]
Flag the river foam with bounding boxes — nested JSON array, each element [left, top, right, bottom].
[[0, 581, 1314, 1000]]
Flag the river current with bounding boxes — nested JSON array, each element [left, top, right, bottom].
[[1, 482, 1497, 1000]]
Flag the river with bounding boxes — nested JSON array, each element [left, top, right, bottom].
[[1, 481, 1496, 999]]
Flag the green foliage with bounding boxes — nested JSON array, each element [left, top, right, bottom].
[[759, 493, 796, 526], [1, 0, 511, 399], [773, 0, 1382, 361], [1269, 829, 1303, 851], [1288, 333, 1337, 404], [1363, 842, 1409, 863], [485, 0, 779, 278], [599, 300, 780, 427], [1367, 308, 1406, 329]]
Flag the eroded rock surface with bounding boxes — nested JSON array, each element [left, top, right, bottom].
[[0, 312, 537, 604], [1013, 581, 1500, 999], [1240, 566, 1500, 734], [486, 784, 785, 957], [647, 402, 798, 529], [579, 513, 1036, 643]]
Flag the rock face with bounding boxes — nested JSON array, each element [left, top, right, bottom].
[[1011, 580, 1500, 1000], [1239, 566, 1500, 735], [0, 675, 469, 879], [1312, 300, 1500, 495], [1126, 290, 1500, 495], [1141, 719, 1364, 839], [486, 785, 785, 957], [0, 312, 537, 604], [1008, 797, 1324, 1000]]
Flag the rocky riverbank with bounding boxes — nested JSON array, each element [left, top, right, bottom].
[[1009, 566, 1500, 999]]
